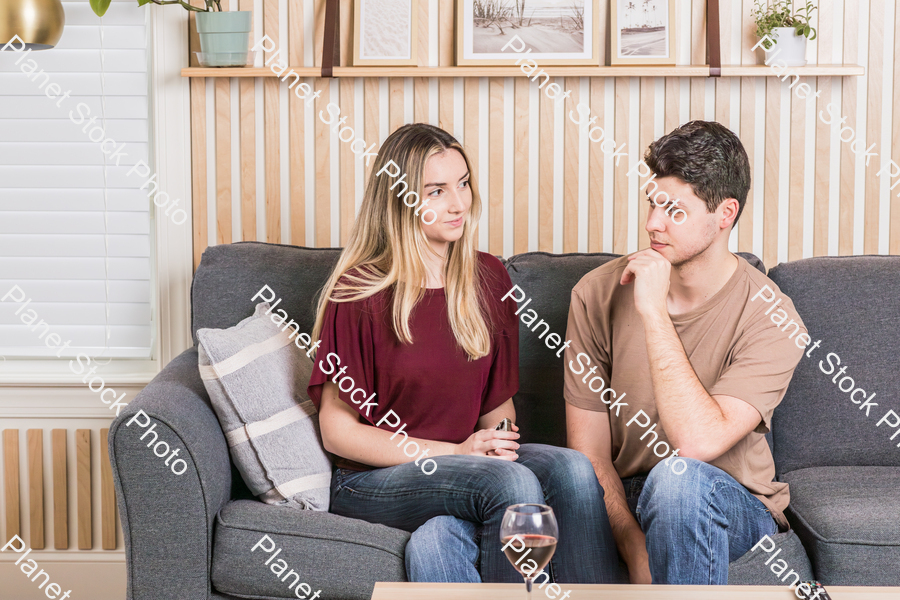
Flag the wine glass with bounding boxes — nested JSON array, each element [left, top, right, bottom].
[[500, 503, 559, 599]]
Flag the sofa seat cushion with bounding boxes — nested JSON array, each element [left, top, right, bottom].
[[727, 529, 813, 585], [782, 466, 900, 585], [212, 499, 409, 600]]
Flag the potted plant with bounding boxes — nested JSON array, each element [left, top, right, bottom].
[[751, 0, 817, 67], [89, 0, 252, 67]]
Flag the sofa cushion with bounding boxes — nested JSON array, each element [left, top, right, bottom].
[[769, 256, 900, 475], [192, 242, 342, 344], [212, 499, 409, 600], [782, 466, 900, 585], [506, 251, 766, 447], [198, 302, 332, 510], [727, 529, 813, 585]]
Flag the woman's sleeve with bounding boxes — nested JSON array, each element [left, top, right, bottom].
[[479, 258, 520, 416], [306, 297, 378, 425]]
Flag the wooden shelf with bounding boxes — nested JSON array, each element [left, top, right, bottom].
[[180, 64, 865, 78]]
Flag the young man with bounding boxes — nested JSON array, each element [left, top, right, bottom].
[[564, 120, 807, 584], [405, 121, 807, 585]]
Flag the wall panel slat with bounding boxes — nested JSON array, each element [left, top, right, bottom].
[[340, 78, 356, 244], [51, 429, 67, 549], [739, 77, 756, 253], [893, 4, 900, 255], [763, 79, 780, 266], [489, 78, 504, 255], [76, 429, 91, 550], [865, 3, 884, 254], [588, 78, 605, 252], [100, 428, 117, 551], [538, 81, 554, 252], [840, 1, 860, 255], [190, 77, 208, 269], [464, 78, 480, 207], [514, 78, 529, 255], [638, 77, 654, 251], [613, 77, 629, 254], [27, 429, 43, 549], [315, 78, 331, 246], [563, 77, 579, 253], [3, 429, 19, 541], [215, 78, 233, 245], [789, 78, 806, 261]]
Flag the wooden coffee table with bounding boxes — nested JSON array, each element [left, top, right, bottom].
[[371, 583, 900, 600]]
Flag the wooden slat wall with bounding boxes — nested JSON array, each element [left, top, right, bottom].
[[190, 0, 899, 270], [0, 428, 118, 551]]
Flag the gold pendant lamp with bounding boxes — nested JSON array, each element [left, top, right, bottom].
[[0, 0, 66, 51]]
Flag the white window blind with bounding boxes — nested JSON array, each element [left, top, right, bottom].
[[0, 0, 153, 359]]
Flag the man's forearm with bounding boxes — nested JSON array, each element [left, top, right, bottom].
[[641, 310, 725, 454], [589, 456, 646, 564]]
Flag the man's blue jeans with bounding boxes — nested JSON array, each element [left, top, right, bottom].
[[329, 444, 620, 583], [407, 457, 777, 584]]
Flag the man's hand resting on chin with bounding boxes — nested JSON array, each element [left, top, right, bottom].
[[620, 249, 671, 319]]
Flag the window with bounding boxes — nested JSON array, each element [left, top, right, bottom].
[[0, 0, 154, 362]]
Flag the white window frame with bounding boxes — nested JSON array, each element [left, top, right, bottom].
[[0, 6, 193, 386]]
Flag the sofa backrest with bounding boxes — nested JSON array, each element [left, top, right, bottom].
[[191, 242, 769, 453], [506, 251, 767, 448], [769, 256, 900, 476], [191, 242, 342, 344], [506, 252, 620, 447]]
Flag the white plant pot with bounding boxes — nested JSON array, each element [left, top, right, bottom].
[[758, 27, 807, 67]]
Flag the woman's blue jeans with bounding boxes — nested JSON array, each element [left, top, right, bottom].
[[405, 457, 778, 584], [329, 444, 621, 583]]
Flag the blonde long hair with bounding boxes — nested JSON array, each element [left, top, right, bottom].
[[311, 123, 491, 360]]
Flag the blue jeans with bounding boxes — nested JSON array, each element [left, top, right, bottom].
[[329, 444, 620, 583], [408, 457, 777, 584], [631, 458, 778, 584]]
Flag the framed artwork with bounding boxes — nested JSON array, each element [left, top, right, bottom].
[[352, 0, 418, 66], [456, 1, 600, 66], [610, 0, 676, 65]]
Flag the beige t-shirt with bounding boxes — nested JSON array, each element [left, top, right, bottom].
[[564, 255, 807, 528]]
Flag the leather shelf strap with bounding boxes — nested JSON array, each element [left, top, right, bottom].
[[322, 0, 340, 78], [708, 0, 721, 77]]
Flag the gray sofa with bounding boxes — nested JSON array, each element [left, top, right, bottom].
[[108, 242, 900, 600]]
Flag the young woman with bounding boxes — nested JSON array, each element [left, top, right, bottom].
[[307, 123, 619, 583]]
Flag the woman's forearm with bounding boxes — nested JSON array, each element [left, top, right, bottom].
[[319, 382, 458, 468], [323, 419, 457, 468]]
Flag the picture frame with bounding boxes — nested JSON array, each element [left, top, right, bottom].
[[352, 0, 418, 66], [456, 1, 600, 66], [610, 0, 676, 65]]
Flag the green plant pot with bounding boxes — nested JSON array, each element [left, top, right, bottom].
[[196, 11, 252, 66]]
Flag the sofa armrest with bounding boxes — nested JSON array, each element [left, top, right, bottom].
[[109, 347, 232, 600]]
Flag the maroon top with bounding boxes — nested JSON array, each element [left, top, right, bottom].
[[308, 252, 519, 469]]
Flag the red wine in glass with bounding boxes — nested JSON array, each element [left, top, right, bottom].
[[500, 504, 559, 599]]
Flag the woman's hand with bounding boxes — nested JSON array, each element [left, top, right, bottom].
[[455, 425, 520, 461]]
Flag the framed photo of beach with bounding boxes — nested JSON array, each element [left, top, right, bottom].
[[610, 0, 676, 65], [352, 0, 418, 66], [456, 0, 600, 66]]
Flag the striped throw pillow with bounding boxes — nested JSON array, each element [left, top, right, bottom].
[[197, 302, 332, 510]]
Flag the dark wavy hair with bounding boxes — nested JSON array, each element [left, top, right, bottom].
[[644, 120, 751, 227]]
